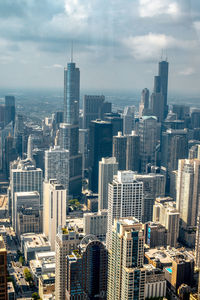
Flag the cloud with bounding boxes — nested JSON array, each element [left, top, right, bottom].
[[123, 33, 198, 60], [139, 0, 180, 18], [44, 64, 63, 69], [179, 67, 195, 76]]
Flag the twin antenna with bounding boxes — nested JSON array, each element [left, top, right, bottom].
[[160, 49, 168, 61]]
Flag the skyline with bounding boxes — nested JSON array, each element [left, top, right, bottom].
[[0, 0, 200, 94]]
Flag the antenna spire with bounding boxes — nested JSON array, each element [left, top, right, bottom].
[[71, 41, 73, 63]]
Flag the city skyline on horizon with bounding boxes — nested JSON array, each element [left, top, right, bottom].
[[0, 0, 200, 94]]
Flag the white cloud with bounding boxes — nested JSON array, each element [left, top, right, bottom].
[[44, 64, 63, 69], [139, 0, 180, 18], [179, 67, 195, 76], [123, 33, 197, 60]]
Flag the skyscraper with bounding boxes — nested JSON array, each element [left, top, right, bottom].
[[123, 106, 135, 135], [44, 145, 69, 189], [61, 60, 82, 197], [10, 158, 43, 229], [43, 180, 67, 250], [139, 88, 149, 117], [176, 159, 200, 231], [0, 236, 7, 300], [113, 131, 127, 170], [107, 217, 145, 300], [98, 157, 118, 210], [126, 131, 140, 172], [5, 95, 15, 126], [106, 171, 143, 249], [158, 60, 169, 118], [89, 120, 113, 192], [139, 116, 157, 172]]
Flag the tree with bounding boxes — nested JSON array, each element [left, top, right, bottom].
[[24, 268, 33, 283], [32, 292, 41, 300], [19, 256, 24, 265]]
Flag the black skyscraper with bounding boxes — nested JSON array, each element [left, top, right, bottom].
[[158, 60, 169, 118], [5, 96, 15, 126], [89, 120, 112, 192]]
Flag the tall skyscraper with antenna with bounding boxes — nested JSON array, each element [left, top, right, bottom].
[[159, 60, 169, 118], [59, 48, 82, 198]]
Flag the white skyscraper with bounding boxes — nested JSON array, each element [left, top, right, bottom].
[[98, 157, 118, 211], [176, 159, 200, 229], [27, 135, 33, 160], [45, 145, 69, 189], [10, 158, 43, 228], [43, 179, 67, 250], [106, 171, 144, 249]]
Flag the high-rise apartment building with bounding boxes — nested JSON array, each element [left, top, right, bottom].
[[55, 225, 81, 300], [89, 120, 113, 192], [134, 173, 165, 223], [44, 145, 69, 189], [139, 116, 157, 172], [43, 180, 67, 250], [153, 197, 180, 247], [126, 131, 140, 172], [61, 60, 82, 197], [107, 217, 145, 300], [10, 158, 43, 228], [98, 157, 118, 210], [195, 215, 200, 269], [83, 210, 107, 240], [176, 159, 200, 229], [107, 171, 143, 249]]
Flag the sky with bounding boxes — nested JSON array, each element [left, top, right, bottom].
[[0, 0, 200, 94]]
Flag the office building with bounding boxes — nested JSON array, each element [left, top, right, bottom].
[[107, 171, 143, 249], [172, 104, 190, 120], [83, 210, 107, 240], [161, 129, 188, 173], [112, 131, 127, 170], [126, 131, 140, 172], [191, 109, 200, 129], [150, 91, 165, 122], [83, 95, 112, 129], [43, 180, 66, 250], [145, 222, 167, 248], [5, 95, 15, 126], [139, 88, 150, 117], [79, 128, 89, 173], [153, 197, 179, 247], [176, 159, 200, 231], [98, 157, 118, 210], [158, 60, 169, 118], [195, 215, 200, 269], [39, 274, 55, 300], [0, 236, 7, 300], [15, 191, 41, 236], [10, 158, 43, 228], [134, 173, 165, 222], [144, 265, 166, 299], [139, 116, 157, 172], [123, 106, 135, 135], [44, 145, 69, 188], [55, 225, 82, 300], [107, 217, 145, 300], [105, 112, 123, 136], [89, 120, 112, 192]]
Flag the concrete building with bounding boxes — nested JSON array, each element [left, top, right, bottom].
[[44, 145, 69, 189], [55, 225, 82, 300], [195, 215, 200, 269], [134, 173, 165, 223], [176, 159, 200, 245], [39, 274, 55, 300], [153, 198, 179, 247], [10, 158, 43, 228], [43, 180, 66, 250], [144, 265, 166, 299], [14, 191, 40, 235], [98, 157, 118, 210], [107, 171, 143, 250], [107, 217, 145, 300], [83, 210, 107, 240], [21, 233, 51, 261], [139, 116, 157, 172], [145, 222, 167, 248]]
